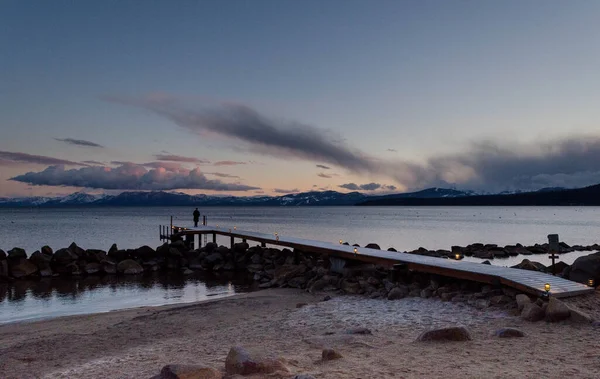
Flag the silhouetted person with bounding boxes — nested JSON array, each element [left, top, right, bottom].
[[193, 208, 200, 227]]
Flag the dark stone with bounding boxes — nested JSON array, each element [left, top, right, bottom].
[[388, 286, 409, 300], [52, 248, 78, 265], [29, 251, 52, 271], [41, 246, 53, 256], [108, 249, 130, 262], [108, 243, 118, 255], [7, 248, 27, 261], [116, 259, 144, 275], [545, 297, 571, 322], [569, 252, 600, 284], [322, 348, 343, 361], [346, 327, 372, 335], [10, 260, 38, 278], [133, 245, 156, 260], [387, 247, 397, 252], [233, 242, 249, 253], [204, 242, 218, 253], [494, 328, 525, 338], [416, 327, 472, 342], [86, 249, 107, 263], [481, 260, 491, 265], [83, 262, 102, 275], [68, 242, 85, 258], [512, 259, 546, 272], [521, 303, 545, 322], [365, 243, 380, 250], [0, 249, 6, 260]]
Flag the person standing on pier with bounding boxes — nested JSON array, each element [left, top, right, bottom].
[[193, 208, 200, 227]]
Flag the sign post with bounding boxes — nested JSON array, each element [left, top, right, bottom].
[[548, 234, 560, 275]]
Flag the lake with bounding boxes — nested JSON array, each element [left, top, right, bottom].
[[1, 206, 599, 323]]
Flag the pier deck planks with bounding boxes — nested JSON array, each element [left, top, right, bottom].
[[176, 225, 594, 298]]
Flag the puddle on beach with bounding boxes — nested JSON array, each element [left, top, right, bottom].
[[0, 272, 254, 324]]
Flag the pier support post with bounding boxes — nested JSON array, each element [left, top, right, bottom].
[[242, 238, 247, 243], [261, 242, 266, 248], [230, 236, 234, 249], [185, 234, 194, 250], [212, 233, 216, 243]]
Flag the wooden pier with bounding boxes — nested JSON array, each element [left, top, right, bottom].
[[169, 224, 594, 299]]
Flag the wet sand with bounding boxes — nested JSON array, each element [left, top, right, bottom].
[[1, 288, 599, 379]]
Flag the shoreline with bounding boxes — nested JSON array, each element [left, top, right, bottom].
[[1, 288, 600, 378]]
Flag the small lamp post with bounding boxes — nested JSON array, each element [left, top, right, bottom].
[[234, 226, 237, 230], [588, 279, 595, 287], [275, 232, 279, 241], [544, 283, 551, 297], [339, 239, 343, 245], [454, 253, 463, 260], [354, 247, 358, 255]]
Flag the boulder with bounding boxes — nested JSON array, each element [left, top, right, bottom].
[[416, 326, 472, 342], [133, 245, 156, 260], [515, 294, 531, 311], [292, 375, 316, 379], [108, 243, 119, 255], [545, 297, 571, 322], [365, 243, 380, 250], [274, 265, 306, 285], [322, 348, 343, 361], [387, 286, 408, 300], [156, 243, 170, 256], [346, 327, 372, 335], [420, 288, 434, 299], [569, 252, 600, 284], [84, 262, 102, 275], [521, 303, 545, 322], [204, 242, 218, 253], [233, 242, 249, 253], [224, 346, 289, 376], [490, 295, 512, 305], [494, 328, 525, 338], [567, 305, 594, 324], [341, 280, 361, 294], [108, 249, 130, 262], [41, 246, 53, 256], [204, 253, 224, 266], [52, 248, 78, 266], [387, 247, 397, 252], [512, 259, 546, 272], [0, 259, 8, 280], [68, 242, 86, 258], [29, 251, 52, 270], [9, 260, 38, 278], [158, 364, 222, 379], [86, 249, 108, 263], [102, 260, 117, 274], [116, 259, 144, 275], [0, 249, 6, 260], [7, 248, 27, 261]]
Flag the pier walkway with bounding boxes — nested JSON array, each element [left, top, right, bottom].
[[174, 225, 594, 298]]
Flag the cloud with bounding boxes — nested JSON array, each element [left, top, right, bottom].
[[273, 188, 299, 194], [82, 160, 104, 165], [54, 138, 104, 148], [10, 164, 260, 191], [205, 172, 241, 179], [105, 96, 600, 192], [339, 182, 391, 191], [154, 154, 209, 163], [384, 185, 397, 191], [317, 173, 332, 179], [214, 160, 247, 166], [387, 148, 397, 152], [106, 95, 373, 172], [0, 151, 87, 166], [316, 164, 331, 170]]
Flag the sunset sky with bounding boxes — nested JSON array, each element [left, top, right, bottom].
[[2, 1, 600, 197]]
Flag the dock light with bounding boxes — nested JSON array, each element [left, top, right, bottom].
[[588, 279, 595, 287], [275, 232, 279, 241], [354, 247, 358, 255], [234, 226, 237, 230], [454, 253, 462, 260], [544, 283, 551, 293]]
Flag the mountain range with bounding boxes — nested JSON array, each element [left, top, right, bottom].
[[2, 185, 598, 207]]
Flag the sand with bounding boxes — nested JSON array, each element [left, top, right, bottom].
[[1, 288, 600, 379]]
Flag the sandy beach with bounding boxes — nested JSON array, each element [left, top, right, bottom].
[[1, 288, 599, 379]]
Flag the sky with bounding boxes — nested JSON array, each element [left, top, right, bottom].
[[1, 0, 600, 197]]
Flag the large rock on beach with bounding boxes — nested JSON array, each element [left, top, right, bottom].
[[29, 251, 52, 269], [545, 297, 571, 322], [515, 294, 531, 311], [108, 249, 130, 262], [416, 326, 472, 342], [83, 262, 102, 275], [274, 264, 306, 285], [322, 348, 343, 361], [41, 245, 53, 256], [521, 303, 545, 322], [68, 242, 86, 258], [0, 259, 8, 280], [102, 260, 117, 274], [116, 259, 144, 275], [10, 260, 38, 278], [157, 364, 222, 379], [569, 252, 600, 284], [133, 245, 156, 260], [224, 346, 290, 376], [365, 243, 380, 250], [52, 248, 78, 266], [7, 248, 27, 261], [512, 259, 546, 272], [86, 249, 107, 263], [0, 249, 6, 260]]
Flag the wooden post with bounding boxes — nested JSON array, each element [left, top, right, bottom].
[[213, 233, 216, 243], [170, 216, 173, 231], [203, 215, 207, 226], [261, 242, 266, 248], [243, 238, 247, 243], [230, 236, 235, 249]]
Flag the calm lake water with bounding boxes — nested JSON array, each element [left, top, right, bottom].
[[1, 206, 599, 323]]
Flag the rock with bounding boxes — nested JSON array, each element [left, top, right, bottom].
[[8, 248, 27, 261], [224, 346, 289, 376], [68, 242, 85, 258], [322, 348, 343, 361], [116, 259, 144, 275], [521, 303, 545, 322], [102, 260, 117, 274], [346, 327, 372, 335], [545, 297, 571, 322], [387, 286, 408, 300], [408, 288, 421, 297], [83, 262, 102, 275], [475, 299, 490, 309], [108, 249, 130, 262], [322, 295, 332, 301], [158, 364, 222, 379], [134, 245, 156, 260], [341, 279, 361, 294], [387, 247, 397, 252], [204, 253, 224, 266], [41, 246, 53, 256], [292, 375, 316, 379], [86, 249, 107, 263], [287, 276, 308, 288], [494, 328, 525, 338], [515, 294, 531, 311], [440, 292, 458, 301], [0, 260, 8, 280], [420, 288, 434, 299], [204, 242, 218, 253], [9, 260, 38, 278], [274, 265, 306, 285], [0, 249, 5, 260], [296, 302, 308, 308], [108, 243, 118, 255], [29, 251, 52, 270], [481, 260, 491, 265], [52, 248, 78, 266], [567, 305, 593, 324], [512, 259, 546, 272], [365, 243, 380, 250], [569, 252, 600, 284], [233, 242, 249, 253], [490, 295, 512, 305], [416, 326, 472, 342]]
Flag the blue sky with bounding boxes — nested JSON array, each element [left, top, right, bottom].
[[1, 1, 600, 197]]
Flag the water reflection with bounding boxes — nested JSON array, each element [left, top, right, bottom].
[[0, 272, 253, 324]]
